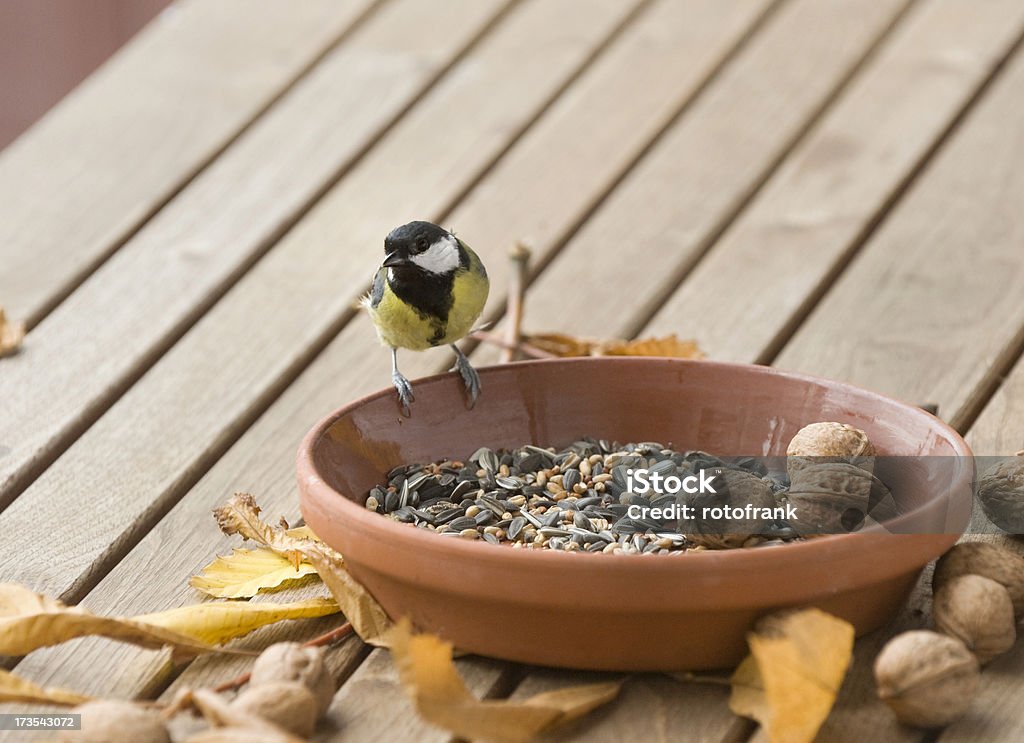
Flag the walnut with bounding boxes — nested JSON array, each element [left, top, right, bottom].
[[250, 642, 335, 716], [977, 455, 1024, 533], [687, 468, 777, 549], [787, 422, 875, 479], [874, 630, 979, 728], [58, 700, 169, 743], [933, 574, 1015, 664], [785, 462, 889, 535], [230, 680, 318, 738], [932, 541, 1024, 618]]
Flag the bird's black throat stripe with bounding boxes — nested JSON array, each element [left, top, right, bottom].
[[387, 268, 456, 345]]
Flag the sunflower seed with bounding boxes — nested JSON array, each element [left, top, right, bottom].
[[539, 527, 570, 538], [572, 511, 592, 530], [448, 516, 477, 531]]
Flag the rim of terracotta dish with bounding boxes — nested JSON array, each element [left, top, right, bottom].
[[297, 358, 973, 586]]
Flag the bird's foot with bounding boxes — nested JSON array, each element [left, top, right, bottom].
[[392, 370, 415, 417], [451, 348, 481, 409]]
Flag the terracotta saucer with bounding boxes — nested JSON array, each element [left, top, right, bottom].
[[298, 358, 972, 671]]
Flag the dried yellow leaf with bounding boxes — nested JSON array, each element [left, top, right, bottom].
[[133, 597, 339, 645], [729, 608, 854, 743], [0, 668, 91, 707], [0, 583, 233, 662], [213, 494, 393, 646], [191, 546, 318, 599], [389, 618, 621, 743], [0, 307, 25, 359], [599, 335, 703, 358], [214, 495, 311, 570], [524, 332, 703, 359], [300, 543, 393, 647]]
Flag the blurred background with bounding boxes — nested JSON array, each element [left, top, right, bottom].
[[0, 0, 169, 149]]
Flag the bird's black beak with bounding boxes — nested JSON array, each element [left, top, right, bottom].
[[382, 251, 408, 268]]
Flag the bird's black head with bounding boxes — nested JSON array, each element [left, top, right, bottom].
[[383, 221, 463, 276]]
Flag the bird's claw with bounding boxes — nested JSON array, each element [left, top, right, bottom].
[[451, 354, 481, 409], [392, 370, 415, 417]]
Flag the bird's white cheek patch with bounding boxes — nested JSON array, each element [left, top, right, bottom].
[[410, 236, 461, 274]]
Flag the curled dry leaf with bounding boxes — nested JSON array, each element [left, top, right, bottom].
[[388, 618, 622, 743], [191, 528, 320, 599], [0, 668, 92, 706], [135, 597, 339, 645], [524, 332, 703, 359], [0, 583, 236, 662], [0, 583, 335, 661], [729, 608, 854, 743], [0, 306, 25, 359], [213, 494, 393, 646], [214, 494, 310, 570]]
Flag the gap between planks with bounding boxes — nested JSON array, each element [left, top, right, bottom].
[[0, 0, 661, 707], [0, 0, 383, 328], [0, 0, 522, 513], [469, 0, 917, 369], [0, 0, 785, 735], [9, 0, 1024, 740], [0, 0, 925, 740]]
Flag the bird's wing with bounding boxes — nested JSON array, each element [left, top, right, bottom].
[[365, 267, 387, 309]]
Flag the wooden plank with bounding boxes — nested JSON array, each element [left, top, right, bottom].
[[0, 0, 379, 326], [0, 0, 513, 509], [442, 0, 780, 323], [965, 357, 1024, 457], [645, 0, 1024, 368], [316, 651, 511, 742], [768, 51, 1024, 432], [492, 4, 1024, 741], [507, 671, 751, 743], [747, 38, 1024, 743], [0, 0, 641, 693], [471, 0, 912, 367], [0, 0, 775, 719]]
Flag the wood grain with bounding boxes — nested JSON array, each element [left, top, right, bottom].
[[646, 0, 1024, 368], [507, 671, 751, 743], [318, 650, 510, 742], [0, 0, 774, 718], [472, 0, 912, 367], [770, 41, 1024, 433], [443, 0, 779, 324], [0, 0, 378, 325], [753, 32, 1024, 743], [0, 0, 512, 510], [0, 0, 640, 695], [6, 0, 1024, 740]]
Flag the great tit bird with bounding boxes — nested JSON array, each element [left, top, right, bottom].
[[362, 221, 489, 415]]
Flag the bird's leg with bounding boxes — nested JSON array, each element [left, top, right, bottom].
[[391, 347, 414, 416], [450, 344, 481, 408]]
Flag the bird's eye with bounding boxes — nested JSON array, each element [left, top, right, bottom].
[[413, 237, 429, 253]]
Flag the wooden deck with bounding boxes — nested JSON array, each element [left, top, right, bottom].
[[2, 0, 1024, 740]]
